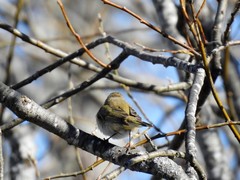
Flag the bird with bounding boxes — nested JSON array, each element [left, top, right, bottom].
[[96, 92, 152, 139]]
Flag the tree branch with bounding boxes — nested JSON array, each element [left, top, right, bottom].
[[0, 81, 189, 179]]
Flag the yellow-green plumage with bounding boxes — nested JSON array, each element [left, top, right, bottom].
[[96, 92, 152, 139]]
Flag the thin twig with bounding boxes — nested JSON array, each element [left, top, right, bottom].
[[44, 159, 105, 180], [102, 0, 199, 56], [57, 0, 108, 68], [223, 1, 240, 42]]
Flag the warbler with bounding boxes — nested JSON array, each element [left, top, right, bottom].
[[96, 92, 152, 139]]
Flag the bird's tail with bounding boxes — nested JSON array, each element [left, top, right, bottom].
[[140, 121, 152, 127]]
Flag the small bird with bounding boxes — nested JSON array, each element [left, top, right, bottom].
[[96, 92, 152, 139]]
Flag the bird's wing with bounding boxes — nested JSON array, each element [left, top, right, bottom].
[[129, 106, 141, 121], [101, 105, 127, 119]]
